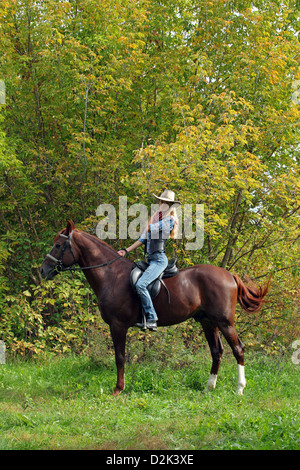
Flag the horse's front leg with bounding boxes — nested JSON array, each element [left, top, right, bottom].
[[110, 322, 128, 396]]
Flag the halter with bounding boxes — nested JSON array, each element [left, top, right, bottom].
[[46, 233, 78, 273], [46, 232, 127, 274]]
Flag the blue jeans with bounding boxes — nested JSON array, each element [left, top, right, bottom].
[[135, 251, 168, 322]]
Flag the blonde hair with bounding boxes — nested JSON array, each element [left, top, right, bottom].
[[170, 206, 179, 239], [149, 202, 179, 239]]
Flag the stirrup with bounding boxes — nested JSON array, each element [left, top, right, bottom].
[[135, 310, 147, 330], [135, 322, 147, 330]]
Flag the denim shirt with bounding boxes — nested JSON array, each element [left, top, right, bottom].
[[138, 216, 175, 254]]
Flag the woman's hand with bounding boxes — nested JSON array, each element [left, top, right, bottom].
[[117, 249, 127, 257], [118, 240, 143, 255]]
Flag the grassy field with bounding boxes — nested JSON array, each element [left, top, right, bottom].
[[0, 350, 299, 450]]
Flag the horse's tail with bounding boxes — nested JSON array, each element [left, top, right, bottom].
[[233, 274, 270, 313]]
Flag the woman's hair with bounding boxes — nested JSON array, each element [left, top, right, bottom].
[[169, 206, 179, 239], [150, 201, 179, 239]]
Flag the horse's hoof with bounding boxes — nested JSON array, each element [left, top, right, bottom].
[[206, 374, 217, 391]]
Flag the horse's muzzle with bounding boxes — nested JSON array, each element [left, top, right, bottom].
[[40, 263, 57, 280]]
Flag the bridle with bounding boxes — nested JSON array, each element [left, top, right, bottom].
[[46, 232, 127, 274], [46, 233, 78, 274]]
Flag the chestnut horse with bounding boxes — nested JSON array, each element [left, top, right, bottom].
[[40, 221, 269, 395]]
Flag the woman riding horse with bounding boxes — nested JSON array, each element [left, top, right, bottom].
[[40, 208, 269, 396], [118, 189, 180, 331]]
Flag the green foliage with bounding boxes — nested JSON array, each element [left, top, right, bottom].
[[0, 0, 299, 355], [0, 273, 98, 356]]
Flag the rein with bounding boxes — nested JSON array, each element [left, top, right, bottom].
[[46, 233, 128, 274], [65, 255, 124, 272]]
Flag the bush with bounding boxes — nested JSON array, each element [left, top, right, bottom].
[[0, 273, 99, 357]]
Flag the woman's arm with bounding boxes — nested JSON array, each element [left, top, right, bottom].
[[149, 216, 175, 236], [117, 239, 143, 256]]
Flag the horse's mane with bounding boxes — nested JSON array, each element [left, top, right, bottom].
[[54, 221, 123, 258], [79, 230, 119, 255]]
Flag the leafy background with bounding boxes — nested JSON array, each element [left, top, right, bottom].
[[0, 0, 299, 357]]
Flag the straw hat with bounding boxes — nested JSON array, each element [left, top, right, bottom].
[[153, 189, 181, 205]]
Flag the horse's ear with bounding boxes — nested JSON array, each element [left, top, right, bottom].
[[66, 220, 75, 235]]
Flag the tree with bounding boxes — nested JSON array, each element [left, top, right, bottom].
[[0, 0, 299, 355]]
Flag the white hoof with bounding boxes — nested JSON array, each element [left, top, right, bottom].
[[206, 374, 218, 391], [237, 384, 245, 395], [237, 364, 246, 395]]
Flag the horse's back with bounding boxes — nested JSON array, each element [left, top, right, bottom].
[[155, 263, 237, 325], [169, 263, 236, 291], [193, 263, 236, 285]]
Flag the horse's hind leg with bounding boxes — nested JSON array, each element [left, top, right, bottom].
[[201, 320, 224, 391], [219, 323, 246, 395]]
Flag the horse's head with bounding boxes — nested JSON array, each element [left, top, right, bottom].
[[40, 220, 79, 280]]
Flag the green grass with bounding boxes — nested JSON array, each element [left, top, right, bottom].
[[0, 351, 299, 450]]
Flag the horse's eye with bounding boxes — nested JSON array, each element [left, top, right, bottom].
[[55, 243, 60, 249]]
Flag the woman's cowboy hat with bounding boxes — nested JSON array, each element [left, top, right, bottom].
[[153, 189, 181, 205]]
